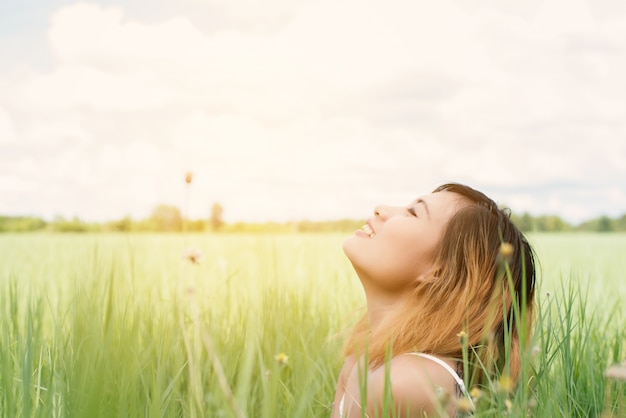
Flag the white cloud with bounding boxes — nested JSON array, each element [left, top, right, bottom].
[[0, 107, 17, 144], [21, 118, 92, 145], [1, 0, 626, 223], [16, 66, 174, 111], [200, 0, 317, 32], [123, 140, 164, 171], [531, 0, 595, 37], [98, 144, 124, 170], [0, 174, 37, 194]]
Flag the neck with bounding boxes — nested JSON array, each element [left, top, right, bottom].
[[361, 283, 406, 332]]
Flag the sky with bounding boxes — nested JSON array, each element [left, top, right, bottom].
[[1, 0, 626, 224]]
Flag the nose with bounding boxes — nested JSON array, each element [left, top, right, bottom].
[[374, 205, 404, 220]]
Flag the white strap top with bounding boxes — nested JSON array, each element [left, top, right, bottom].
[[337, 352, 474, 417]]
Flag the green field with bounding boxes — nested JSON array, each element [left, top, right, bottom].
[[1, 233, 625, 417]]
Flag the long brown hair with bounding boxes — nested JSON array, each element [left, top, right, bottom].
[[344, 183, 536, 384]]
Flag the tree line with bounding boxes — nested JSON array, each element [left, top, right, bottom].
[[1, 204, 626, 233]]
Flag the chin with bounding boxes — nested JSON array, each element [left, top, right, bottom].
[[342, 235, 357, 258], [342, 236, 366, 272]]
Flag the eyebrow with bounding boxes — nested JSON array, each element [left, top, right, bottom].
[[416, 198, 430, 219]]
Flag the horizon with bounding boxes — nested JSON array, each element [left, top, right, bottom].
[[2, 0, 626, 225], [1, 202, 622, 227]]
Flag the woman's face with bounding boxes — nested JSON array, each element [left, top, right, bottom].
[[343, 190, 467, 293]]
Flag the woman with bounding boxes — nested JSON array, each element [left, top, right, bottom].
[[331, 183, 536, 417]]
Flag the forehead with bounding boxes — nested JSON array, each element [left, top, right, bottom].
[[417, 191, 469, 220]]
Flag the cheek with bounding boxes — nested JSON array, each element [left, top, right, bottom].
[[343, 233, 430, 287], [342, 222, 442, 287], [393, 242, 433, 278], [390, 230, 441, 275]]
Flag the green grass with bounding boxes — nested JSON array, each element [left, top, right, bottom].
[[0, 232, 625, 417]]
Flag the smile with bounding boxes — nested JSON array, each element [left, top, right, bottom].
[[360, 224, 375, 238]]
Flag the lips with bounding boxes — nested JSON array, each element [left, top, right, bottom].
[[360, 222, 375, 238]]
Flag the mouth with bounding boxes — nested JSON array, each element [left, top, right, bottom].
[[359, 223, 375, 238]]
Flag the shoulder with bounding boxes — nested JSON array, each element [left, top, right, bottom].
[[338, 355, 357, 384], [331, 355, 357, 416], [366, 354, 457, 417]]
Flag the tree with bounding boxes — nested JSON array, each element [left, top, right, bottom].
[[511, 212, 534, 232], [108, 215, 133, 232], [150, 204, 182, 232], [0, 216, 46, 232], [597, 215, 613, 232], [50, 216, 91, 232], [210, 202, 224, 231], [534, 215, 571, 232]]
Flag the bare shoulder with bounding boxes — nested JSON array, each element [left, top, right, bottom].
[[341, 355, 358, 372], [366, 354, 457, 417], [330, 355, 357, 417], [338, 355, 358, 385]]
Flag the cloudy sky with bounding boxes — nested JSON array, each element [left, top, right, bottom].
[[1, 0, 625, 224]]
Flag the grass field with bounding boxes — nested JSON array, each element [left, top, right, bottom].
[[1, 232, 625, 417]]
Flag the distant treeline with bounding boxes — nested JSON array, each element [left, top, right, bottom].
[[0, 214, 365, 234], [1, 204, 625, 233]]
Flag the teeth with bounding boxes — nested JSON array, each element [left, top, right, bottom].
[[361, 224, 375, 238]]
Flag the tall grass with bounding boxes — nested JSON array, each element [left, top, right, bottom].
[[0, 233, 624, 417]]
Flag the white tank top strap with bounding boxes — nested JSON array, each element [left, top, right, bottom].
[[338, 353, 474, 417], [405, 352, 475, 409], [338, 393, 346, 417]]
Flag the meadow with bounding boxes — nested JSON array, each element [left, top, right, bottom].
[[0, 232, 625, 417]]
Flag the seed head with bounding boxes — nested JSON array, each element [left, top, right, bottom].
[[531, 345, 541, 358], [455, 397, 474, 414], [605, 361, 626, 382], [457, 330, 468, 345], [185, 172, 193, 184], [435, 387, 451, 406], [504, 399, 513, 413], [497, 375, 514, 393], [274, 352, 289, 366], [183, 247, 203, 264], [469, 387, 483, 401], [498, 242, 514, 264], [499, 242, 514, 257]]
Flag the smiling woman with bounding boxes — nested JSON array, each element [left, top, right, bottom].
[[332, 183, 536, 418]]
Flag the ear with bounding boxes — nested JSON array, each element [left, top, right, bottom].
[[416, 263, 441, 283], [415, 273, 429, 283]]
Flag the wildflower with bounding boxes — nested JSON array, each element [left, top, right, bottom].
[[457, 330, 468, 345], [497, 375, 514, 393], [469, 387, 483, 401], [531, 345, 541, 358], [274, 352, 289, 366], [183, 247, 203, 264], [504, 399, 513, 413], [454, 397, 474, 415], [498, 242, 514, 263], [435, 387, 451, 407], [605, 361, 626, 382], [185, 172, 193, 184]]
